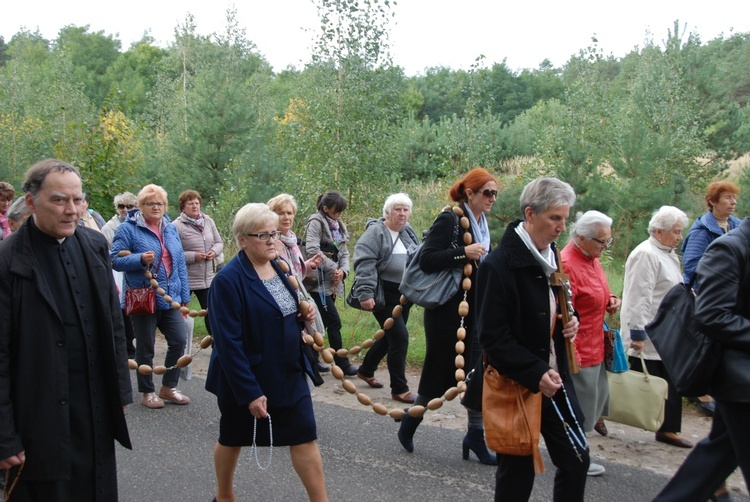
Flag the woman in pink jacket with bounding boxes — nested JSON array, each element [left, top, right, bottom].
[[561, 210, 621, 477]]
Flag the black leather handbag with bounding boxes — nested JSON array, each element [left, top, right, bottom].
[[645, 281, 721, 397]]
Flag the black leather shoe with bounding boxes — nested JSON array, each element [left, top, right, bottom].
[[655, 432, 693, 448], [316, 362, 330, 373], [689, 396, 715, 417], [342, 365, 359, 376]]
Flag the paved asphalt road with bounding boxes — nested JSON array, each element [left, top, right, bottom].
[[117, 375, 748, 501]]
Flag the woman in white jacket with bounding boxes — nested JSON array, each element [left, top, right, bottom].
[[621, 205, 690, 449]]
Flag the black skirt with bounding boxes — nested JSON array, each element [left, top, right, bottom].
[[217, 393, 317, 447]]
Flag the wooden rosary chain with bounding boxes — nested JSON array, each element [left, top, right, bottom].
[[312, 205, 474, 421], [122, 204, 474, 423], [117, 249, 211, 376]]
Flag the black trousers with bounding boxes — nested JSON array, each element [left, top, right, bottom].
[[359, 280, 411, 394], [654, 400, 750, 501], [310, 292, 353, 369], [494, 387, 589, 502], [629, 356, 682, 433], [192, 287, 212, 336]]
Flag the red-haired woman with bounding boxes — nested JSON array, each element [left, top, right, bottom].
[[397, 168, 499, 465], [681, 180, 741, 286]]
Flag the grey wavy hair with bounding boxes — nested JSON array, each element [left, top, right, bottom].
[[648, 206, 689, 236], [520, 177, 576, 218], [383, 193, 413, 218], [113, 191, 137, 209], [568, 210, 613, 243], [7, 196, 30, 223]]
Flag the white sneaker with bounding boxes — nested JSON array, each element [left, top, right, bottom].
[[587, 463, 605, 477]]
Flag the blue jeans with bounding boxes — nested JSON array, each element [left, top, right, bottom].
[[130, 308, 186, 392]]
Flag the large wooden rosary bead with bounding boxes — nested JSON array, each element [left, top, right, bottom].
[[357, 393, 372, 406], [299, 300, 310, 318], [372, 403, 388, 415], [313, 332, 325, 347], [389, 408, 406, 420], [176, 355, 193, 368], [444, 387, 460, 401], [427, 398, 444, 410], [408, 405, 426, 418], [331, 365, 344, 380], [455, 354, 465, 368], [458, 301, 469, 317]]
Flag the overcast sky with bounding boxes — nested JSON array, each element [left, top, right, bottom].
[[1, 0, 747, 75]]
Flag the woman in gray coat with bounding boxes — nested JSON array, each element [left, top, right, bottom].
[[175, 189, 224, 336], [302, 190, 356, 375], [351, 193, 419, 402]]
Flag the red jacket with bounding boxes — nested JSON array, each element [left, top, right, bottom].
[[561, 242, 614, 367]]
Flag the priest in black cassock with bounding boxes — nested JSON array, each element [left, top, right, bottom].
[[0, 159, 132, 501]]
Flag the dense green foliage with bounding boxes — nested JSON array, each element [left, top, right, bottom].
[[1, 11, 749, 258]]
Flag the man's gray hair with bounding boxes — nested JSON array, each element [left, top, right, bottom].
[[7, 196, 30, 223], [22, 159, 81, 199], [383, 193, 413, 218], [648, 206, 689, 236], [569, 210, 613, 242], [520, 177, 576, 218]]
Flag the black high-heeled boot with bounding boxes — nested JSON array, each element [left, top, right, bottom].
[[397, 414, 423, 453], [462, 428, 498, 465]]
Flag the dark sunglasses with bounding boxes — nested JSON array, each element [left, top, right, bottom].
[[117, 204, 136, 210], [480, 189, 498, 198]]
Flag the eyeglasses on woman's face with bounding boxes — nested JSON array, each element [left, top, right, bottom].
[[481, 189, 498, 199], [244, 231, 282, 242], [143, 201, 165, 208], [117, 204, 136, 210], [590, 236, 613, 248]]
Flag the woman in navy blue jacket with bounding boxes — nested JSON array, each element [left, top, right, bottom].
[[111, 184, 191, 410], [206, 203, 327, 502]]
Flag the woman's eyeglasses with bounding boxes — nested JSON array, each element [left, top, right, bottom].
[[591, 237, 614, 248], [244, 231, 282, 242], [480, 189, 498, 198], [143, 202, 165, 208], [117, 204, 136, 209]]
